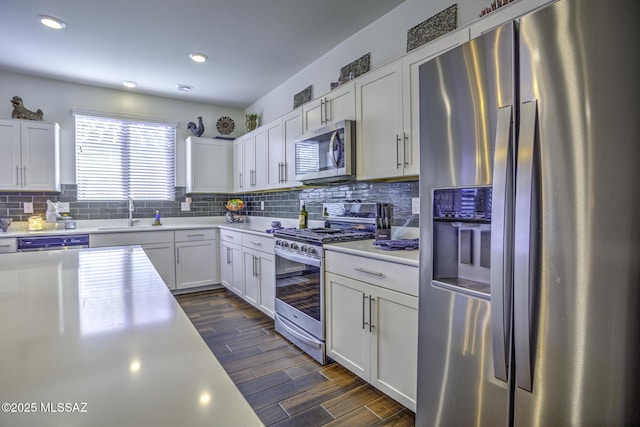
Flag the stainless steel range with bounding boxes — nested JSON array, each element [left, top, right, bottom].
[[273, 202, 381, 364]]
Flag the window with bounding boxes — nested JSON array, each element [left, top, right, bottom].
[[75, 113, 176, 201]]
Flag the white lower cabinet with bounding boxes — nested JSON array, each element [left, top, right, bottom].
[[325, 252, 418, 411], [140, 242, 176, 290], [221, 240, 243, 296], [90, 228, 220, 291], [219, 229, 275, 318], [175, 229, 219, 290], [0, 238, 17, 253], [90, 231, 176, 289], [242, 247, 275, 317]]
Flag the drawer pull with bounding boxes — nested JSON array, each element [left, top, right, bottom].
[[0, 244, 12, 248], [354, 267, 384, 277], [187, 233, 206, 237], [224, 234, 234, 239], [250, 241, 262, 246]]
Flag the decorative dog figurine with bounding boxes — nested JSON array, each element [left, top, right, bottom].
[[11, 96, 44, 121]]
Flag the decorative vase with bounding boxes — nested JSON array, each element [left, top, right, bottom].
[[245, 115, 258, 132]]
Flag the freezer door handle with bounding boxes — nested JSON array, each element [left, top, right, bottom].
[[514, 100, 540, 392], [490, 105, 513, 383]]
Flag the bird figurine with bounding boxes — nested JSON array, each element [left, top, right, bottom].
[[187, 116, 205, 137], [10, 96, 44, 121]]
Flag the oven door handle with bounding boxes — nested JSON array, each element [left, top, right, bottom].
[[275, 247, 321, 268], [277, 315, 322, 349]]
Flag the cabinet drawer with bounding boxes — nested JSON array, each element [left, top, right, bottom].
[[90, 230, 174, 247], [241, 233, 273, 254], [0, 238, 17, 253], [220, 229, 242, 243], [325, 250, 418, 297], [174, 228, 217, 242]]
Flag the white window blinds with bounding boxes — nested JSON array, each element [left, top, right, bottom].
[[75, 114, 176, 201]]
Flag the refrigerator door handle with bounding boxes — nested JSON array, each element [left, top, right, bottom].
[[490, 105, 513, 383], [514, 100, 539, 392]]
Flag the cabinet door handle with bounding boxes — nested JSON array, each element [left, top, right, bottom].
[[369, 296, 375, 333], [23, 166, 26, 186], [403, 133, 409, 166], [255, 256, 260, 278], [239, 172, 243, 188], [324, 98, 329, 124], [396, 134, 402, 168], [282, 162, 287, 183], [252, 255, 260, 277], [354, 267, 384, 277], [16, 166, 20, 186], [362, 294, 368, 330], [320, 99, 325, 124], [176, 247, 180, 264]]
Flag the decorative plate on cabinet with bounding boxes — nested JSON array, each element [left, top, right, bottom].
[[216, 116, 235, 135]]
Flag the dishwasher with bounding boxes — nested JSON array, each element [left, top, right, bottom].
[[17, 235, 90, 252]]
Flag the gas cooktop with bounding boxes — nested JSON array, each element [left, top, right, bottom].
[[273, 227, 375, 245]]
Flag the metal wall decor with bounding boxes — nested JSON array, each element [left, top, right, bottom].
[[216, 116, 235, 135], [339, 53, 371, 81], [406, 4, 457, 52], [293, 85, 313, 109]]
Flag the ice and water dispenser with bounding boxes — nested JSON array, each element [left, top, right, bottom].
[[432, 187, 492, 299]]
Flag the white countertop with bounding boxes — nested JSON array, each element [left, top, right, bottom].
[[0, 216, 278, 238], [324, 239, 419, 267], [0, 247, 263, 427]]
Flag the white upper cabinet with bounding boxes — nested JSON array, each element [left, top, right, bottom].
[[302, 81, 355, 132], [281, 109, 303, 188], [236, 128, 266, 192], [185, 136, 233, 193], [0, 118, 60, 191], [355, 61, 405, 181], [264, 109, 303, 190], [265, 120, 284, 188], [233, 137, 244, 192], [356, 28, 469, 181]]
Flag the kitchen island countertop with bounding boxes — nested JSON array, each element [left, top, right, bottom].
[[0, 246, 263, 427]]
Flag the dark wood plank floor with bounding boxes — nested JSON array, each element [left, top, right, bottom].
[[175, 288, 416, 427]]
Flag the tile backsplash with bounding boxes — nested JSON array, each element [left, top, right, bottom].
[[0, 180, 419, 227]]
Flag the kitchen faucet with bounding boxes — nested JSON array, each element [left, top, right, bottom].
[[128, 197, 139, 226]]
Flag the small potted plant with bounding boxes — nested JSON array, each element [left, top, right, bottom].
[[245, 113, 259, 132]]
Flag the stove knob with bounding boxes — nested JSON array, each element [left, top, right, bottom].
[[307, 247, 317, 256], [290, 243, 299, 250], [282, 241, 289, 249], [300, 245, 307, 253]]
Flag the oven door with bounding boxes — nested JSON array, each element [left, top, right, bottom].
[[274, 247, 323, 341]]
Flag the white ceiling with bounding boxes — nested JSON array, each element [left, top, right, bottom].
[[0, 0, 406, 109]]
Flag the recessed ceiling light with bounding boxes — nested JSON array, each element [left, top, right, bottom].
[[176, 84, 193, 92], [39, 15, 66, 30], [189, 53, 208, 63], [122, 81, 137, 88]]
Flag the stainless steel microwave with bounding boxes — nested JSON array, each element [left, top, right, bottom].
[[294, 119, 355, 184]]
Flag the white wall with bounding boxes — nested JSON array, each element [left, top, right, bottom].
[[0, 70, 244, 186], [246, 0, 494, 123]]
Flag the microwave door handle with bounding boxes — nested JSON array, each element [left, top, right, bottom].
[[328, 131, 339, 167]]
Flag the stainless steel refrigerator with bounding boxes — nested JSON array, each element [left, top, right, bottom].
[[416, 0, 640, 425]]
